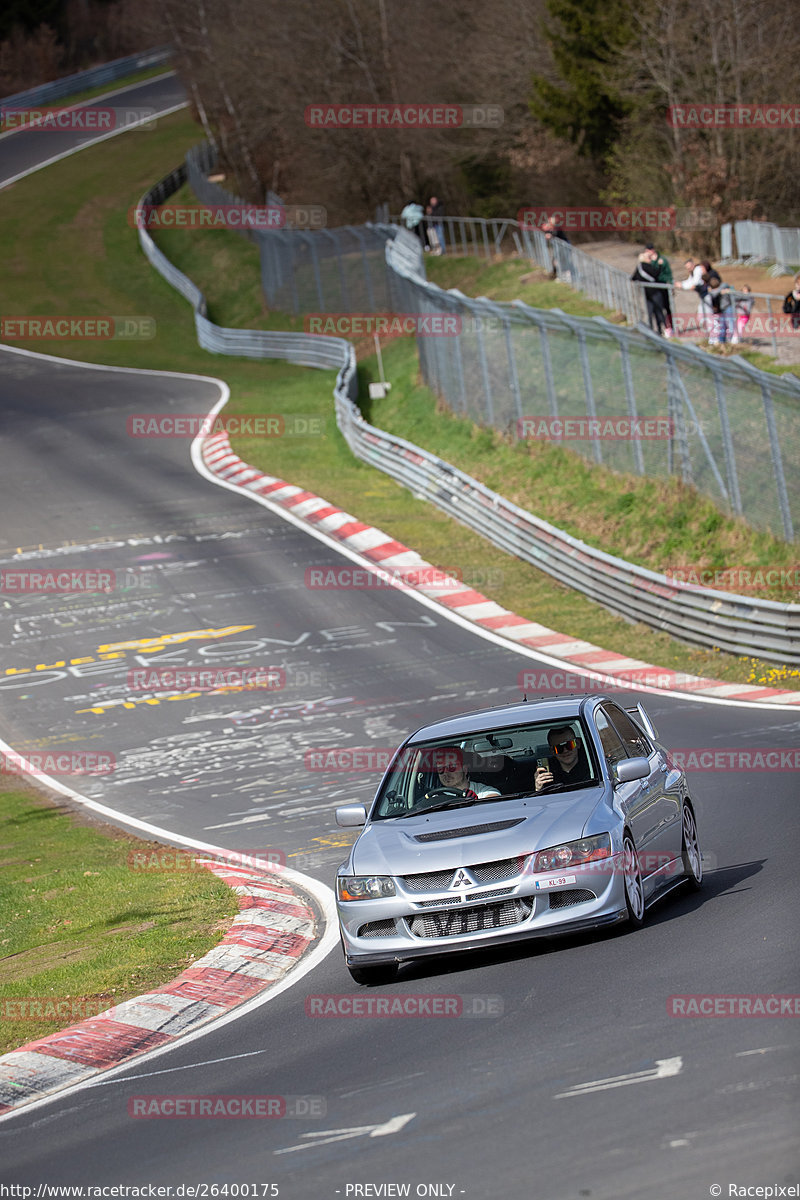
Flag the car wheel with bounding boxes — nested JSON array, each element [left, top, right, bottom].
[[347, 962, 399, 987], [681, 803, 703, 891], [622, 833, 645, 927]]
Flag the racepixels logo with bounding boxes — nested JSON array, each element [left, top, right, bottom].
[[1, 750, 115, 777], [305, 313, 461, 337], [663, 566, 800, 594], [304, 566, 503, 591], [128, 1095, 326, 1119], [305, 994, 503, 1018], [517, 416, 673, 441], [673, 749, 800, 771], [1, 317, 155, 340], [126, 414, 324, 437], [667, 104, 800, 128], [1, 105, 156, 132], [668, 995, 800, 1017], [304, 103, 503, 128], [126, 667, 286, 693], [304, 747, 504, 773]]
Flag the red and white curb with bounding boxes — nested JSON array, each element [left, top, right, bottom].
[[201, 430, 800, 708], [0, 859, 316, 1114]]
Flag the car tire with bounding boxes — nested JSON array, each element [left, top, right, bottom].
[[681, 802, 703, 891], [622, 832, 645, 927], [347, 962, 399, 987]]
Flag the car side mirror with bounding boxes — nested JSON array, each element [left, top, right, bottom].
[[335, 804, 368, 827], [615, 757, 650, 784]]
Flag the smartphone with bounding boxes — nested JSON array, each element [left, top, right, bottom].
[[537, 757, 549, 772]]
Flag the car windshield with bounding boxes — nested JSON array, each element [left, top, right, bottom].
[[372, 717, 598, 820]]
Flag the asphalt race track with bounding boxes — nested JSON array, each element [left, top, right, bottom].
[[0, 89, 798, 1200]]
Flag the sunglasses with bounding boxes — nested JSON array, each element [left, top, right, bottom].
[[551, 738, 577, 755]]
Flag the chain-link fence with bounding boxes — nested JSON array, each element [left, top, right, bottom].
[[184, 144, 800, 541]]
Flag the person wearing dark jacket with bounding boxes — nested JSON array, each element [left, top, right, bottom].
[[783, 279, 800, 331], [631, 252, 667, 335], [534, 726, 592, 792]]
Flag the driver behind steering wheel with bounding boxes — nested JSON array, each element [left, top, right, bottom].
[[534, 726, 591, 793], [431, 746, 501, 800]]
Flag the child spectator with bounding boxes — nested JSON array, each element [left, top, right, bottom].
[[733, 285, 754, 344]]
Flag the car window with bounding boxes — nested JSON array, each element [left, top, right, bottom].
[[371, 717, 597, 819], [594, 708, 627, 767], [602, 703, 652, 757]]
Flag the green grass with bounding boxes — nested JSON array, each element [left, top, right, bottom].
[[0, 781, 238, 1055], [1, 109, 797, 690]]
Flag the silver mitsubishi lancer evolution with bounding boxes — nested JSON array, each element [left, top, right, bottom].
[[335, 695, 703, 984]]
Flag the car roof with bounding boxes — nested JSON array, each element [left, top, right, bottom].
[[405, 695, 604, 744]]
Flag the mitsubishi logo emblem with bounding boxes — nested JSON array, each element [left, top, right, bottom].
[[450, 868, 475, 890]]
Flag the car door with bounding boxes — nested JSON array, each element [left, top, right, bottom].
[[593, 706, 654, 876], [602, 701, 681, 877]]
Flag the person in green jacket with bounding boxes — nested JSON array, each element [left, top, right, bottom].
[[645, 243, 674, 337]]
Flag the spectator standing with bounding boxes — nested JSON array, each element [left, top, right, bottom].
[[733, 285, 754, 343], [680, 258, 713, 337], [783, 277, 800, 331], [646, 244, 674, 337], [428, 196, 446, 255], [631, 251, 667, 335]]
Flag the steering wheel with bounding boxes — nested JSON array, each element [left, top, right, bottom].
[[421, 786, 476, 803]]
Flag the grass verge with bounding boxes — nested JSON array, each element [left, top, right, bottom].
[[0, 779, 238, 1056], [0, 110, 796, 690]]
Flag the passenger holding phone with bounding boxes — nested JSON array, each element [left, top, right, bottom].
[[534, 726, 592, 792]]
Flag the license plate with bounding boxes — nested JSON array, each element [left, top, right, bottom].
[[535, 874, 576, 889]]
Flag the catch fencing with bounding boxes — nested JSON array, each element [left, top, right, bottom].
[[134, 153, 800, 663], [720, 221, 800, 276]]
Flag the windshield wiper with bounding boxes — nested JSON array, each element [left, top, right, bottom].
[[395, 797, 481, 818]]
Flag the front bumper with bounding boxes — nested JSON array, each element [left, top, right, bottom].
[[338, 853, 628, 966]]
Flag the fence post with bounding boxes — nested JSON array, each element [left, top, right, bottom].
[[761, 381, 795, 540]]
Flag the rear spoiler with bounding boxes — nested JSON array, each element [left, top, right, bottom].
[[625, 702, 657, 740]]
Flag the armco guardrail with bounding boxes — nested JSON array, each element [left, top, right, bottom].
[[135, 160, 800, 665], [1, 46, 173, 110]]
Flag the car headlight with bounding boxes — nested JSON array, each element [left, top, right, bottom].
[[532, 833, 611, 873], [337, 875, 396, 901]]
